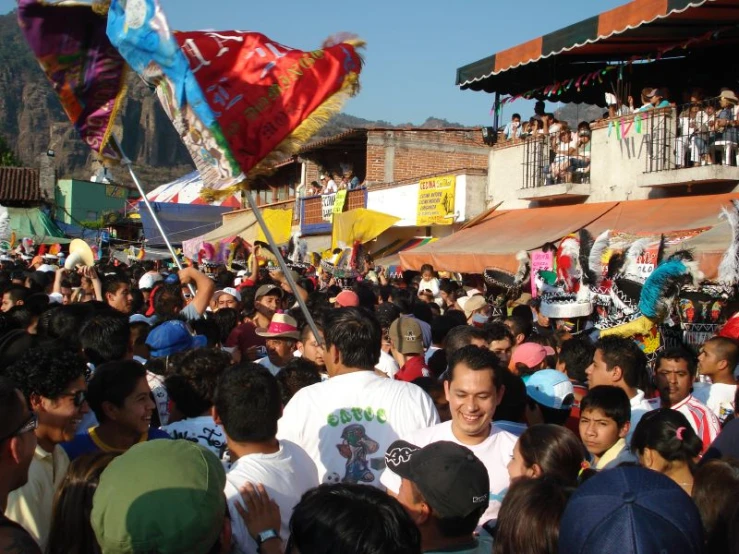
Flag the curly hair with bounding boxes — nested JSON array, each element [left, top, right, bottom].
[[164, 348, 231, 417], [7, 348, 87, 403]]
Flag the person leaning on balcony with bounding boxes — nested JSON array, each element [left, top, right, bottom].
[[570, 125, 592, 176], [676, 89, 711, 167], [321, 173, 338, 194], [636, 88, 671, 112], [710, 89, 739, 162], [550, 125, 577, 183], [503, 113, 522, 141]]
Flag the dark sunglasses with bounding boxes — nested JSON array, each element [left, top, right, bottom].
[[59, 390, 87, 407], [0, 412, 38, 443]]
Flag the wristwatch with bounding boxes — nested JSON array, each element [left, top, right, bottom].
[[256, 529, 280, 548]]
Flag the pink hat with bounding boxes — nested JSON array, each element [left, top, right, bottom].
[[329, 290, 360, 307], [255, 311, 300, 340], [510, 342, 555, 370]]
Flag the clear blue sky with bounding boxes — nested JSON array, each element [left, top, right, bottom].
[[1, 0, 626, 126]]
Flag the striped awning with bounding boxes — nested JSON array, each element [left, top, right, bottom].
[[456, 0, 739, 104]]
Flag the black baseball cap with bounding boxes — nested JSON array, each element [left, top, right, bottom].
[[384, 440, 489, 519]]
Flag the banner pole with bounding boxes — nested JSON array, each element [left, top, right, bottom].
[[244, 192, 323, 345], [112, 137, 196, 295]]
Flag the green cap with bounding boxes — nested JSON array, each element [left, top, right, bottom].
[[91, 440, 226, 553]]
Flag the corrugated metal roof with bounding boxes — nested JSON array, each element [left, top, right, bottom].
[[0, 167, 41, 203]]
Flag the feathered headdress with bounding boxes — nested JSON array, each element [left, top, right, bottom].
[[483, 251, 530, 314], [621, 238, 650, 282], [578, 229, 596, 287], [589, 230, 610, 288], [718, 199, 739, 287], [556, 235, 581, 293]]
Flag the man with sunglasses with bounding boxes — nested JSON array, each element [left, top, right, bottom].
[[5, 349, 90, 551], [0, 378, 41, 554]]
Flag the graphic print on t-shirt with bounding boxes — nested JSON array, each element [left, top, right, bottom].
[[324, 407, 388, 484], [337, 424, 380, 483]]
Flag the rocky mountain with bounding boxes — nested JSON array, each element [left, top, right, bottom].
[[0, 10, 471, 190]]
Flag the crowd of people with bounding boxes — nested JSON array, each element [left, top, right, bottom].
[[302, 169, 362, 197], [0, 254, 738, 554]]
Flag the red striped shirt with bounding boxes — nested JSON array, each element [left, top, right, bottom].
[[672, 395, 721, 453]]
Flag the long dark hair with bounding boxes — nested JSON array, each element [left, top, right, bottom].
[[517, 424, 586, 487], [494, 477, 571, 554], [630, 409, 702, 471], [46, 452, 117, 554]]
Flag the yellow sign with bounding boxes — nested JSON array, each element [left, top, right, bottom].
[[332, 190, 348, 214], [417, 175, 455, 226]]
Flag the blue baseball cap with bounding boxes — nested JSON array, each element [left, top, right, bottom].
[[525, 369, 574, 410], [146, 320, 207, 358], [559, 466, 704, 554]]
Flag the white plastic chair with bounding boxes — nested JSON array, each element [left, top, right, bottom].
[[714, 140, 737, 165]]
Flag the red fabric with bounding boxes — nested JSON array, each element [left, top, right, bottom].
[[565, 383, 589, 436], [395, 355, 429, 383], [237, 278, 256, 291], [226, 321, 266, 358], [175, 31, 363, 175]]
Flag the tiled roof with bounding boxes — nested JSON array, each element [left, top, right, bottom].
[[0, 167, 41, 203]]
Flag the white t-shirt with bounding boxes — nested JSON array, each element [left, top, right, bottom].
[[324, 179, 337, 193], [375, 349, 400, 379], [628, 389, 657, 445], [693, 382, 737, 423], [418, 277, 440, 298], [161, 415, 226, 458], [225, 440, 319, 554], [257, 356, 284, 377], [380, 421, 516, 524], [277, 371, 439, 485]]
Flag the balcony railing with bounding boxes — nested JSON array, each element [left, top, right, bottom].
[[644, 97, 738, 174], [299, 187, 368, 234], [521, 134, 591, 190]]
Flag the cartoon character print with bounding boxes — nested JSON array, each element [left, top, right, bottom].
[[336, 423, 379, 483]]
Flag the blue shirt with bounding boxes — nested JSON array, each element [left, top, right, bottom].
[[62, 426, 171, 461]]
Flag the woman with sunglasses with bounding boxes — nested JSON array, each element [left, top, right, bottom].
[[4, 349, 90, 552]]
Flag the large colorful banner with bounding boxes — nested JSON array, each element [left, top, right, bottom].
[[107, 0, 364, 198], [17, 0, 127, 161], [416, 175, 456, 226]]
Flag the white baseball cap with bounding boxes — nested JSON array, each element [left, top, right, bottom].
[[138, 272, 164, 291], [213, 287, 242, 303]]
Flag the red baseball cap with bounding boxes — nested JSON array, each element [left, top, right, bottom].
[[330, 290, 360, 307]]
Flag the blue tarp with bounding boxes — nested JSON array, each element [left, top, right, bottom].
[[55, 221, 101, 241], [138, 202, 231, 247]]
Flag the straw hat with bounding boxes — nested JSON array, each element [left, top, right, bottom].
[[255, 311, 300, 340], [720, 89, 738, 103]]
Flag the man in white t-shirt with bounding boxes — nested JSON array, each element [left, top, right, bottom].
[[381, 346, 517, 525], [278, 307, 439, 485], [217, 364, 318, 553], [585, 336, 656, 444], [693, 336, 739, 423]]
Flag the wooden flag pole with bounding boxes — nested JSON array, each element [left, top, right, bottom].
[[244, 192, 323, 345]]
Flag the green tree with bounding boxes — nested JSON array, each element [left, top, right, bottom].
[[0, 135, 21, 167]]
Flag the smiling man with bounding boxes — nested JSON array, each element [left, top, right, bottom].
[[61, 360, 170, 461], [381, 345, 516, 525], [654, 348, 720, 452], [5, 349, 90, 551]]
